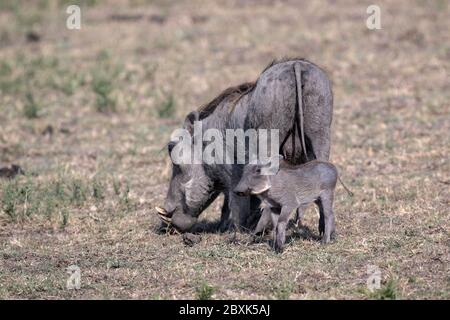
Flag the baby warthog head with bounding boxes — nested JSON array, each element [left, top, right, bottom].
[[234, 163, 273, 197]]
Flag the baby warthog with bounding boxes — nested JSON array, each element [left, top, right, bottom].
[[234, 159, 338, 253]]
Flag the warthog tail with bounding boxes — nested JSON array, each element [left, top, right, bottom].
[[294, 62, 308, 161], [338, 175, 354, 197]]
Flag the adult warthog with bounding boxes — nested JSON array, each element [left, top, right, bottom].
[[156, 58, 333, 233]]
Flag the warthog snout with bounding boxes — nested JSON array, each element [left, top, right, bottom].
[[155, 206, 198, 232], [162, 201, 177, 217]]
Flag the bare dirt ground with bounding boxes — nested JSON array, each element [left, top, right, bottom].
[[0, 0, 448, 299]]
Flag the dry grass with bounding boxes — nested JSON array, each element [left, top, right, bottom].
[[0, 0, 449, 299]]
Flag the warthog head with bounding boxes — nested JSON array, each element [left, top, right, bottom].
[[156, 111, 217, 232]]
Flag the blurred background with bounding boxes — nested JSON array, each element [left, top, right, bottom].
[[0, 0, 448, 299]]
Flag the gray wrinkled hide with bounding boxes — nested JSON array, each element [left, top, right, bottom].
[[234, 160, 338, 252], [163, 59, 333, 232]]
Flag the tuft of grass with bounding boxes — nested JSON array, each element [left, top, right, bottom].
[[271, 281, 293, 300], [69, 179, 87, 206], [60, 208, 69, 229], [112, 179, 121, 196], [90, 49, 125, 113], [0, 176, 112, 223], [23, 92, 40, 119], [157, 93, 176, 118], [92, 179, 105, 201], [49, 70, 86, 96], [196, 282, 214, 300], [1, 178, 36, 221], [2, 182, 19, 220], [361, 279, 398, 300], [92, 76, 116, 113], [0, 61, 12, 77], [119, 181, 135, 212], [370, 279, 397, 300]]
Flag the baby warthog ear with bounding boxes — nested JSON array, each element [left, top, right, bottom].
[[260, 154, 282, 176], [183, 111, 199, 134], [260, 166, 273, 176]]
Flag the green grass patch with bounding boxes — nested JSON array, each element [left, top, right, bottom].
[[196, 282, 214, 300], [23, 92, 40, 119], [0, 175, 115, 223], [271, 281, 293, 300], [92, 76, 117, 113], [157, 93, 176, 118]]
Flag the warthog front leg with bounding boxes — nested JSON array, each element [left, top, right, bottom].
[[229, 191, 250, 231], [218, 193, 231, 232], [274, 206, 296, 253]]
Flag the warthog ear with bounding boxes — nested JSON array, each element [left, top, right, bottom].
[[184, 111, 199, 134], [260, 154, 283, 175]]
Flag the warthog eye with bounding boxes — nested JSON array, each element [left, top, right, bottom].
[[167, 141, 176, 154]]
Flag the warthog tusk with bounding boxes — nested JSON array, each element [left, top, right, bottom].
[[155, 206, 168, 215], [158, 213, 172, 224], [250, 185, 271, 195], [169, 227, 181, 235]]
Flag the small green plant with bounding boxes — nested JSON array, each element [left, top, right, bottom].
[[371, 279, 397, 300], [2, 182, 18, 220], [43, 195, 56, 220], [50, 71, 85, 96], [119, 181, 134, 212], [60, 77, 78, 96], [0, 61, 12, 77], [0, 176, 108, 223], [52, 179, 66, 201], [60, 208, 69, 229], [69, 179, 86, 205], [272, 282, 293, 300], [157, 94, 175, 118], [196, 282, 214, 300], [23, 92, 39, 119], [112, 179, 121, 196], [360, 278, 398, 300], [92, 179, 105, 201], [92, 76, 116, 113], [1, 178, 35, 221], [42, 179, 67, 220]]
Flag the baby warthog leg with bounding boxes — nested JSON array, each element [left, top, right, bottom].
[[315, 199, 325, 236], [254, 206, 272, 236], [294, 205, 306, 228], [320, 190, 336, 244], [274, 207, 296, 253]]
